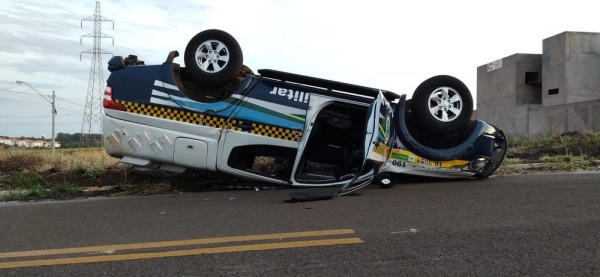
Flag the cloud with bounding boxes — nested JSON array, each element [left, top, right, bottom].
[[2, 0, 600, 137]]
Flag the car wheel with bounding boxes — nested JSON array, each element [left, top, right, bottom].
[[411, 75, 473, 134], [184, 29, 243, 86]]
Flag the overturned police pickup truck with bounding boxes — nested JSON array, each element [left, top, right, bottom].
[[103, 29, 507, 196]]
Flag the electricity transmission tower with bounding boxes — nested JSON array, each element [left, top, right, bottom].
[[80, 1, 114, 147]]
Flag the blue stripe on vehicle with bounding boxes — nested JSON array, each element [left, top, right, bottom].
[[171, 97, 240, 113], [116, 100, 303, 142], [234, 107, 303, 130]]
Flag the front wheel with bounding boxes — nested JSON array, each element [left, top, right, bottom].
[[411, 75, 473, 134]]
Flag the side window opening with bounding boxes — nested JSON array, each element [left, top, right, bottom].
[[227, 145, 296, 180]]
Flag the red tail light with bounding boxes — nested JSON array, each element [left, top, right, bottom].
[[103, 85, 126, 111]]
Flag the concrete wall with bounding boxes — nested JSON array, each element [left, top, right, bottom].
[[542, 32, 600, 106], [477, 31, 600, 137], [477, 54, 541, 136], [542, 33, 567, 106], [529, 98, 600, 136]]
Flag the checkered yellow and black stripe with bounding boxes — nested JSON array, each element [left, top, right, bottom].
[[116, 100, 303, 142], [250, 124, 303, 141], [118, 100, 200, 124]]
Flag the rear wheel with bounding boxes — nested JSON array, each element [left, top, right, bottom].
[[184, 29, 243, 86], [411, 75, 473, 134]]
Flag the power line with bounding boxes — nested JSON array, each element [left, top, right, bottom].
[[1, 90, 86, 107], [55, 97, 85, 107], [0, 97, 82, 113], [0, 97, 49, 108], [5, 8, 69, 34], [40, 0, 79, 17], [57, 107, 84, 114], [5, 1, 80, 34], [0, 114, 83, 118], [0, 88, 40, 96], [57, 96, 86, 101]]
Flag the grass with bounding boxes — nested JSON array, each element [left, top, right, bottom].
[[0, 148, 122, 201], [1, 131, 599, 201], [0, 148, 118, 173], [0, 147, 217, 201], [71, 162, 104, 179], [496, 131, 600, 175], [538, 154, 593, 171], [2, 172, 81, 201], [507, 131, 600, 160]]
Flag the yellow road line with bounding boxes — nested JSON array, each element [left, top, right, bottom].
[[0, 229, 355, 259], [0, 238, 363, 269]]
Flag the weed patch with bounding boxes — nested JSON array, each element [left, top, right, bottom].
[[3, 180, 81, 201], [508, 131, 600, 161], [49, 181, 80, 196], [14, 172, 44, 190], [499, 132, 600, 175], [71, 162, 104, 180], [0, 150, 46, 172]]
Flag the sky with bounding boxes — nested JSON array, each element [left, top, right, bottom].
[[1, 0, 599, 138]]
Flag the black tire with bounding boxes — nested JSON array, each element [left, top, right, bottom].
[[411, 75, 473, 134], [184, 29, 243, 86]]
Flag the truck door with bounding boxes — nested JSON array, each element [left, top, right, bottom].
[[339, 90, 394, 195], [216, 80, 310, 184], [365, 90, 394, 164]]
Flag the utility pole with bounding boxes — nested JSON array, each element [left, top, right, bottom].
[[51, 90, 56, 156], [16, 81, 57, 156]]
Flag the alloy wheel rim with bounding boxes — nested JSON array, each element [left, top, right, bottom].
[[427, 87, 463, 122], [194, 40, 230, 73]]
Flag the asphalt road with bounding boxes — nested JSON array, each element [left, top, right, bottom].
[[0, 173, 599, 276]]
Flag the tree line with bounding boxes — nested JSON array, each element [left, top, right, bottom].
[[56, 133, 103, 148]]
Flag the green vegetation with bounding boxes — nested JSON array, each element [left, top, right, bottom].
[[497, 131, 600, 175], [0, 148, 122, 201], [71, 162, 104, 179], [0, 147, 220, 202], [508, 131, 600, 160], [56, 133, 102, 148], [2, 172, 81, 201], [0, 132, 599, 201]]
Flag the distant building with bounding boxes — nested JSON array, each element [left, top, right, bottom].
[[0, 138, 61, 148], [42, 141, 60, 148], [0, 138, 16, 146], [477, 31, 600, 137], [15, 140, 31, 147]]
